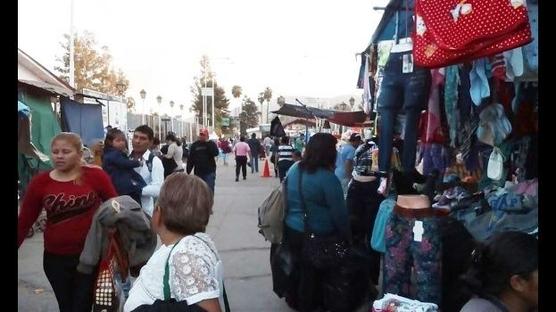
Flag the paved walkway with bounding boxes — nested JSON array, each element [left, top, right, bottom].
[[18, 158, 293, 311]]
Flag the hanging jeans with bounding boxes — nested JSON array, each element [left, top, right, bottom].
[[377, 51, 431, 173], [383, 210, 442, 305], [346, 179, 384, 285]]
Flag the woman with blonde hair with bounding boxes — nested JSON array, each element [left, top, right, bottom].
[[18, 132, 118, 312]]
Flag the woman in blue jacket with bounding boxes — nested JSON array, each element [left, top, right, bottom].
[[283, 133, 352, 312], [102, 129, 146, 205]]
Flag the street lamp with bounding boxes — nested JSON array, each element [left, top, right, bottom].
[[157, 95, 162, 140], [169, 101, 175, 133], [140, 89, 146, 124]]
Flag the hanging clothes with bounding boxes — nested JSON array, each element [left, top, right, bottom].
[[420, 69, 447, 144], [444, 66, 460, 147]]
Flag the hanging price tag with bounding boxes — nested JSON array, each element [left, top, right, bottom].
[[413, 220, 424, 242], [402, 54, 414, 73]]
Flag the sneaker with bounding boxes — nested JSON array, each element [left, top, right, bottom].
[[243, 176, 246, 180], [235, 177, 239, 182]]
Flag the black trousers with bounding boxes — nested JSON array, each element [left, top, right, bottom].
[[43, 251, 96, 312], [278, 160, 294, 182], [346, 179, 384, 285], [235, 156, 248, 179]]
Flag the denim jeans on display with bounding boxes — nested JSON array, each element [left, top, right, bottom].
[[377, 51, 431, 172], [383, 212, 442, 305]]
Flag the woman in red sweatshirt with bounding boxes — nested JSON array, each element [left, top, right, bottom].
[[18, 132, 118, 312]]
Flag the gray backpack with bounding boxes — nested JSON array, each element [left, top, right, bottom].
[[257, 178, 287, 244]]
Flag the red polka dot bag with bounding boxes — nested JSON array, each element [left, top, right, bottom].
[[413, 0, 533, 68]]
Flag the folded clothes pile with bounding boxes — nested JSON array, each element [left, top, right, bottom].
[[372, 293, 438, 312]]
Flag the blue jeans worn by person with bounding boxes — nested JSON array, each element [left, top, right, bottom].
[[378, 51, 431, 173], [383, 211, 442, 305], [250, 153, 259, 173], [278, 160, 294, 182], [199, 172, 216, 194]]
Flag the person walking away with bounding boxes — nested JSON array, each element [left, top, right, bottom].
[[294, 134, 305, 153], [130, 125, 165, 217], [18, 132, 118, 312], [335, 133, 362, 196], [187, 128, 219, 194], [233, 136, 251, 182], [277, 136, 295, 182], [282, 133, 352, 311], [219, 138, 232, 166], [102, 129, 146, 205], [124, 173, 226, 312], [151, 137, 162, 157], [247, 133, 261, 173], [263, 135, 273, 158], [164, 133, 184, 173], [181, 138, 189, 164], [345, 138, 383, 286], [271, 138, 280, 178]]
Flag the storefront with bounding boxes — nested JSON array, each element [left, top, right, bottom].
[[356, 0, 538, 310]]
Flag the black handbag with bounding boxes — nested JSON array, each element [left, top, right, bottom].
[[298, 169, 349, 270], [270, 176, 298, 298]]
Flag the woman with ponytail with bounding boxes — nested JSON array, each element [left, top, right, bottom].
[[460, 231, 538, 312]]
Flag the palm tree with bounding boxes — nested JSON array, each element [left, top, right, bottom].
[[277, 95, 285, 107], [257, 92, 265, 124], [263, 87, 272, 123], [232, 85, 242, 98]]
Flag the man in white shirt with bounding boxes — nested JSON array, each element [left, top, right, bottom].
[[130, 125, 164, 216]]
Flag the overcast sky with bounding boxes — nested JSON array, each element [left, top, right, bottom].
[[18, 0, 387, 117]]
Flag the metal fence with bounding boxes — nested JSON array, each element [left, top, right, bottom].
[[127, 113, 201, 143]]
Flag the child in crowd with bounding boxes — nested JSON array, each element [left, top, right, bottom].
[[102, 129, 146, 205]]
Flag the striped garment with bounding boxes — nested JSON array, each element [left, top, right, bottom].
[[277, 145, 295, 162]]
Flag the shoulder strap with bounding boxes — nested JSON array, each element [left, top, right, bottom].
[[297, 168, 310, 234], [146, 153, 155, 173], [163, 238, 183, 300], [192, 235, 231, 312]]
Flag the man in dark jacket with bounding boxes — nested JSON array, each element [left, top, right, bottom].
[[187, 128, 219, 194], [247, 133, 261, 174]]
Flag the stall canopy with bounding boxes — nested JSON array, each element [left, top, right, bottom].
[[272, 103, 370, 127], [61, 97, 105, 147], [284, 119, 317, 128]]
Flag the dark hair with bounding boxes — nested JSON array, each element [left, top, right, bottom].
[[240, 136, 246, 142], [104, 129, 127, 152], [281, 136, 290, 144], [165, 133, 181, 146], [251, 133, 256, 138], [461, 231, 537, 298], [134, 125, 154, 141], [293, 150, 302, 158], [274, 138, 280, 145], [299, 133, 337, 173]]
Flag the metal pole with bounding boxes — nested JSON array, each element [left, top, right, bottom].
[[141, 98, 145, 125], [69, 0, 75, 89], [211, 79, 215, 131]]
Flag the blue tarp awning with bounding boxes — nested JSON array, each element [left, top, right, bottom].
[[61, 97, 105, 147]]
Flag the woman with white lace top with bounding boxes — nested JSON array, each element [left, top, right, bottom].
[[124, 172, 225, 312]]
